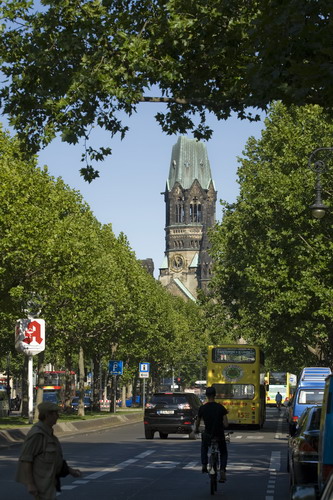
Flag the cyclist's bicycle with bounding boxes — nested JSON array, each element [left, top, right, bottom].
[[207, 432, 233, 496]]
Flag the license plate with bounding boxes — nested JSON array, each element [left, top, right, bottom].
[[158, 410, 174, 415]]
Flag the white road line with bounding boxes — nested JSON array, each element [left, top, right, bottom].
[[183, 461, 198, 469], [146, 461, 180, 469], [269, 451, 281, 471], [135, 450, 155, 459]]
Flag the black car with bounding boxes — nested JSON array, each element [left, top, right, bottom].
[[288, 405, 321, 487], [144, 392, 202, 439]]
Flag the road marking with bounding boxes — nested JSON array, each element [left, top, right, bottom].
[[135, 449, 155, 459], [146, 461, 180, 469], [183, 461, 198, 469], [269, 451, 281, 471], [275, 414, 283, 439], [265, 451, 281, 500], [227, 463, 251, 470]]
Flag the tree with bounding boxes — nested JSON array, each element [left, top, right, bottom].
[[0, 0, 331, 180], [209, 103, 333, 370]]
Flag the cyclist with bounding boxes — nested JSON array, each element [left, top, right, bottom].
[[195, 386, 228, 483], [275, 391, 283, 410]]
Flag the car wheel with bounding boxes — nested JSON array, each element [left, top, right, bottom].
[[159, 432, 168, 439], [145, 427, 154, 439]]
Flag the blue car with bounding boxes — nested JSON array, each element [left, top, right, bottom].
[[288, 382, 325, 435], [71, 396, 92, 412]]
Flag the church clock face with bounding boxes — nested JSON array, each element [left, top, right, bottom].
[[171, 254, 184, 271]]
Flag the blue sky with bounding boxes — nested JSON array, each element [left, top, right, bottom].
[[36, 103, 266, 277]]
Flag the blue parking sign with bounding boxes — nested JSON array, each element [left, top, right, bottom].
[[109, 360, 123, 375]]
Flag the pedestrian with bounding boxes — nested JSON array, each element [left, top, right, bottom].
[[275, 391, 283, 410], [195, 386, 229, 483], [16, 401, 81, 499]]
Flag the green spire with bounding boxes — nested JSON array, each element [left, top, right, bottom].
[[167, 136, 214, 191]]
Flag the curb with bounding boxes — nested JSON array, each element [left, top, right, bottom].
[[0, 411, 143, 448]]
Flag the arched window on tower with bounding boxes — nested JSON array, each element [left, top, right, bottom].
[[176, 197, 185, 223], [190, 197, 202, 222]]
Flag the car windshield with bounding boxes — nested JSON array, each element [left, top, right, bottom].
[[151, 395, 188, 405], [298, 389, 324, 404], [43, 393, 58, 402]]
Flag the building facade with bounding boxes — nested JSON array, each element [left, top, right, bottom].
[[159, 137, 217, 300]]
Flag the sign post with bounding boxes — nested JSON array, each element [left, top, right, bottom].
[[139, 362, 150, 409], [15, 319, 45, 423], [108, 361, 123, 413]]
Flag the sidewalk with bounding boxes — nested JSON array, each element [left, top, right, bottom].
[[0, 410, 143, 448]]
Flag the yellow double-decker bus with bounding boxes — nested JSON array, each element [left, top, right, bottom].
[[207, 344, 266, 428]]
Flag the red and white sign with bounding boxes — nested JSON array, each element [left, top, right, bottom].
[[15, 319, 45, 356]]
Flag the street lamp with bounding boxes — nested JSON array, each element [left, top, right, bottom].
[[308, 147, 332, 219]]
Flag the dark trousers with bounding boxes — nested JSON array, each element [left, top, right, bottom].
[[201, 432, 228, 470]]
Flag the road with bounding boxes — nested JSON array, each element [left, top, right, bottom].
[[1, 408, 290, 499]]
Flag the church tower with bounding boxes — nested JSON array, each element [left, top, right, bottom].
[[159, 136, 217, 300]]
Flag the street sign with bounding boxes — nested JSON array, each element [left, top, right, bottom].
[[109, 360, 123, 375], [15, 319, 45, 356], [139, 362, 150, 372], [139, 372, 149, 378]]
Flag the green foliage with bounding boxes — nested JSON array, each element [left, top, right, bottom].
[[209, 103, 333, 371], [0, 124, 205, 384], [0, 1, 331, 179]]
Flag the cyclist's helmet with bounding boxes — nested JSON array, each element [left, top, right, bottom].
[[206, 386, 216, 397]]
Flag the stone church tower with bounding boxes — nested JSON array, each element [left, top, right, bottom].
[[159, 136, 217, 301]]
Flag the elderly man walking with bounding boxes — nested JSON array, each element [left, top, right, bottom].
[[16, 401, 81, 499]]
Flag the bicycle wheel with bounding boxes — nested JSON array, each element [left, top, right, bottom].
[[210, 474, 217, 495], [209, 452, 218, 495]]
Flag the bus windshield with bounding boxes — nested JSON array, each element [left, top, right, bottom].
[[213, 383, 255, 400]]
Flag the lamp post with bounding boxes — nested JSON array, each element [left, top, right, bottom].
[[308, 147, 333, 219]]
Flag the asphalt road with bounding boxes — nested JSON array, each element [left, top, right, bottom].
[[1, 408, 290, 499]]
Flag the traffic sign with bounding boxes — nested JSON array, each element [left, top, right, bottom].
[[139, 362, 150, 372], [139, 372, 149, 378], [109, 360, 123, 375]]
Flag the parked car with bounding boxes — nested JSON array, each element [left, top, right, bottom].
[[144, 392, 202, 439], [288, 405, 322, 487], [71, 396, 93, 412], [288, 382, 325, 435]]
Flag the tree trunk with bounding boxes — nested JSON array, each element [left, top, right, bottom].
[[34, 351, 45, 421], [78, 347, 85, 417], [21, 356, 28, 418]]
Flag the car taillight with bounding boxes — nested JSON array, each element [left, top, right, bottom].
[[292, 416, 299, 422], [299, 440, 317, 453], [178, 403, 191, 410], [184, 421, 192, 425], [145, 403, 156, 409]]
